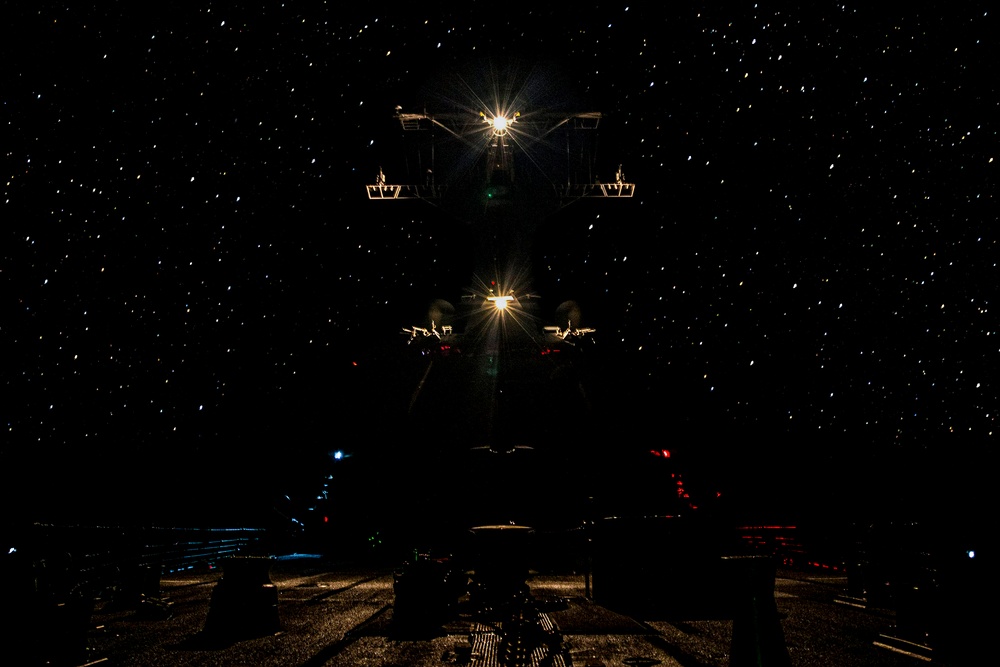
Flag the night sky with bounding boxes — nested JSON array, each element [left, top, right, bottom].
[[4, 4, 997, 532]]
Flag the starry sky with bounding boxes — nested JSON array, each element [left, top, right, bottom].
[[4, 3, 997, 529]]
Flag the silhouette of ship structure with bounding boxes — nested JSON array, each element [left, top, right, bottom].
[[356, 62, 673, 547], [345, 64, 804, 666]]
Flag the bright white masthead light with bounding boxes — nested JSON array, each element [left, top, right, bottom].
[[483, 111, 517, 136], [487, 295, 514, 310]]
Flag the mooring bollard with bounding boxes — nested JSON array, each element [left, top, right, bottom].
[[466, 525, 534, 616], [203, 555, 280, 639], [726, 555, 791, 667]]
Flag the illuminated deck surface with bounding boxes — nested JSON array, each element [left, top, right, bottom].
[[75, 557, 927, 667]]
